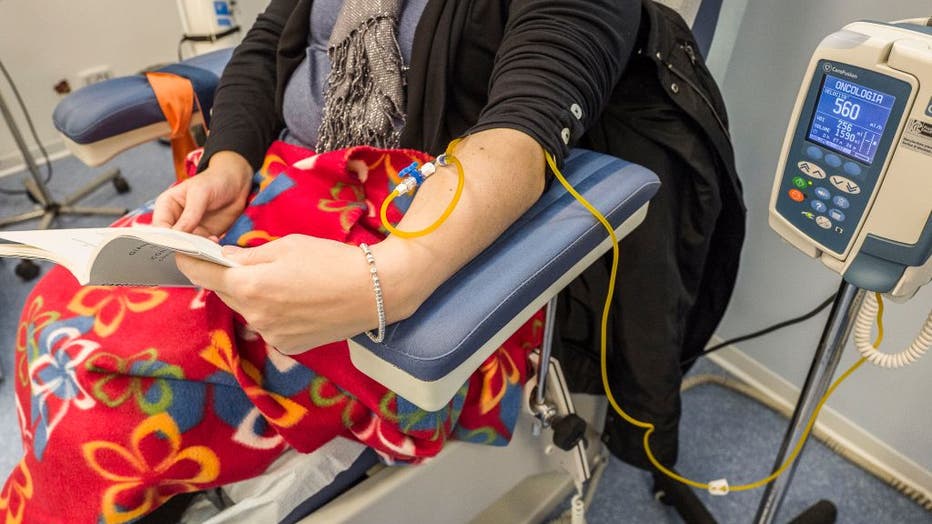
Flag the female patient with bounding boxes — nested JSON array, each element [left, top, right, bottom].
[[2, 1, 654, 522]]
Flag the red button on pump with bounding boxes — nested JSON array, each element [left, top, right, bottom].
[[788, 189, 805, 202]]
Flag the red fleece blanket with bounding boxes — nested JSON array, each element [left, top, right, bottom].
[[1, 142, 543, 524]]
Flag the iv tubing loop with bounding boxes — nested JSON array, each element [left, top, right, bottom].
[[379, 139, 465, 239]]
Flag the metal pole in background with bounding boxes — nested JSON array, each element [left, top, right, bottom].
[[754, 281, 867, 524], [0, 83, 53, 205]]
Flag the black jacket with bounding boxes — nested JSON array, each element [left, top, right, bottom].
[[202, 0, 641, 171], [558, 1, 746, 468], [200, 0, 745, 470]]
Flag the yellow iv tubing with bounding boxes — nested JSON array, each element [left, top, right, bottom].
[[545, 151, 877, 493], [377, 141, 878, 493]]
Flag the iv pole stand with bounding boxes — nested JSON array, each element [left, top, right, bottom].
[[753, 281, 867, 524], [0, 79, 130, 280]]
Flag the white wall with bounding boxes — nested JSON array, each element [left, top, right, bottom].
[[0, 0, 269, 173], [714, 0, 932, 471]]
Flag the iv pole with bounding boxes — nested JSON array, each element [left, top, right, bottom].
[[753, 282, 867, 524]]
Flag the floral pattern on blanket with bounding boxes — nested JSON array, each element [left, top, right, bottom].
[[1, 141, 544, 524]]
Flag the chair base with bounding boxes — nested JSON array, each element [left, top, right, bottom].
[[298, 380, 605, 524], [0, 167, 130, 280]]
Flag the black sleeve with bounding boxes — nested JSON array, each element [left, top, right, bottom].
[[199, 0, 297, 172], [469, 0, 641, 167]]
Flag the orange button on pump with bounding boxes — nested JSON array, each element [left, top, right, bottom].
[[788, 189, 805, 202]]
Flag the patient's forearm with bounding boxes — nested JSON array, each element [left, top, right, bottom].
[[371, 128, 546, 322]]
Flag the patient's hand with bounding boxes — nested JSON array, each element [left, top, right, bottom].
[[153, 150, 253, 237], [174, 234, 416, 354]]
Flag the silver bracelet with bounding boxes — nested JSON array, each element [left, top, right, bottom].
[[358, 243, 386, 343]]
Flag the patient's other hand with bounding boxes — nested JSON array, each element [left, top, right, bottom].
[[153, 150, 253, 237]]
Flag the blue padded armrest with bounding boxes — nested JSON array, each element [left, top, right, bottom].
[[348, 150, 660, 410], [52, 48, 233, 145]]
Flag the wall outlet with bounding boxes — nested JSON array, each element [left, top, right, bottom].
[[77, 65, 114, 86]]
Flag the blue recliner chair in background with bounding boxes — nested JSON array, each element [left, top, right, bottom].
[[52, 48, 233, 169]]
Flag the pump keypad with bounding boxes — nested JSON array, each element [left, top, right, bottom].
[[778, 140, 875, 252], [775, 60, 911, 255]]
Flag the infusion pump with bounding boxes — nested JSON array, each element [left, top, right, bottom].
[[770, 20, 932, 300], [175, 0, 241, 57]]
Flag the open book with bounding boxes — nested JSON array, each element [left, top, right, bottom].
[[0, 227, 236, 286]]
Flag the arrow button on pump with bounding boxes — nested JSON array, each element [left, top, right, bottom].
[[798, 161, 826, 179], [829, 175, 861, 195]]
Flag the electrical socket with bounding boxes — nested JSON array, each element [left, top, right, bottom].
[[76, 65, 114, 86]]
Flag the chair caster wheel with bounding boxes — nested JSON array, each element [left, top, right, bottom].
[[15, 259, 40, 281], [113, 176, 131, 194]]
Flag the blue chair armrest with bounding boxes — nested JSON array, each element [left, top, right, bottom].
[[52, 48, 233, 145], [348, 150, 660, 410]]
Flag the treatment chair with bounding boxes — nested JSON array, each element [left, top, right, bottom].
[[50, 0, 728, 515], [52, 54, 659, 522]]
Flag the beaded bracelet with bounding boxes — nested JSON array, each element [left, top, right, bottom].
[[358, 243, 385, 343]]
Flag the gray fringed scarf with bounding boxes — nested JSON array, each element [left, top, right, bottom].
[[316, 0, 406, 152]]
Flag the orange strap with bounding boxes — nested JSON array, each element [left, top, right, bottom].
[[146, 72, 202, 181]]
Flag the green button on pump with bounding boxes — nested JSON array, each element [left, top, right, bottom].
[[792, 176, 807, 189]]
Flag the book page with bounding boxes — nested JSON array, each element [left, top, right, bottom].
[[124, 227, 236, 268], [0, 228, 116, 281], [0, 227, 237, 286], [87, 237, 197, 286], [87, 227, 237, 286]]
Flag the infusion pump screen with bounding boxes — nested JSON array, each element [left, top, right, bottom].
[[807, 74, 895, 165]]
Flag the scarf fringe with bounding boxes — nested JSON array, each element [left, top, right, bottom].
[[317, 15, 406, 153]]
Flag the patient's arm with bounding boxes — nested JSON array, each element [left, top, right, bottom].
[[176, 127, 545, 354]]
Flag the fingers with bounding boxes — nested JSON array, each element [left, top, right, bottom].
[[173, 185, 210, 233], [192, 225, 216, 239], [176, 253, 264, 321], [152, 189, 183, 228], [176, 253, 237, 293], [221, 241, 281, 266]]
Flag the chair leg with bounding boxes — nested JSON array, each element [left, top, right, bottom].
[[62, 167, 128, 206], [0, 208, 44, 228], [2, 167, 132, 285]]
